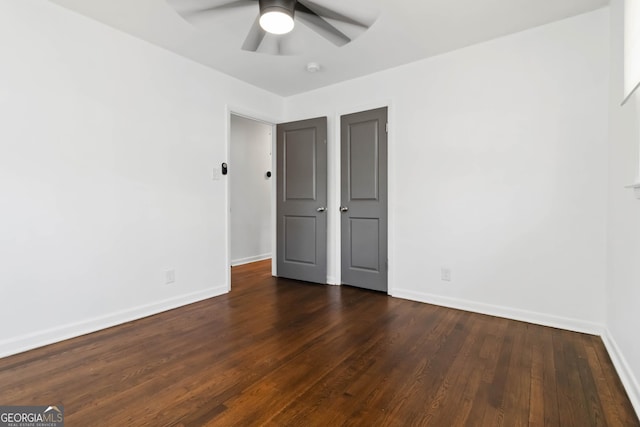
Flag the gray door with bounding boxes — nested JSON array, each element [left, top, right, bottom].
[[276, 117, 328, 284], [340, 107, 388, 292]]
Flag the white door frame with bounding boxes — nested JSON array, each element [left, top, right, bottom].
[[224, 105, 280, 290]]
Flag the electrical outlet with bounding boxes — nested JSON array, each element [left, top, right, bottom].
[[165, 270, 176, 285], [441, 268, 452, 282]]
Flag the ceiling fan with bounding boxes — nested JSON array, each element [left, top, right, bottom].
[[166, 0, 376, 54]]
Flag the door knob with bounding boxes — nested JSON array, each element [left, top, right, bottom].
[[339, 206, 349, 212], [316, 207, 327, 212]]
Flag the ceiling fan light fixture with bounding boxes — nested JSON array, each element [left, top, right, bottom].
[[260, 11, 294, 34], [259, 0, 295, 35]]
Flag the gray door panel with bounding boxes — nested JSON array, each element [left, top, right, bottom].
[[276, 117, 327, 284], [341, 108, 388, 292]]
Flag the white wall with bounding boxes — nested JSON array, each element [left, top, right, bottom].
[[0, 0, 283, 357], [230, 115, 273, 265], [285, 9, 610, 332], [605, 0, 640, 414]]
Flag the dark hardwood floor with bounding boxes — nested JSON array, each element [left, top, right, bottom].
[[0, 259, 637, 426]]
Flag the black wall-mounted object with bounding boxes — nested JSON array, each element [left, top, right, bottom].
[[266, 171, 272, 178], [222, 162, 228, 175]]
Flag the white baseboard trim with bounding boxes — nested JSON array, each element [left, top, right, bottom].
[[602, 329, 640, 419], [391, 288, 604, 335], [0, 285, 228, 359], [231, 254, 271, 267]]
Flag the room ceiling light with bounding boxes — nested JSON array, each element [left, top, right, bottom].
[[259, 0, 295, 35]]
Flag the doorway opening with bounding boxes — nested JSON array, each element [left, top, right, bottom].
[[229, 114, 275, 286]]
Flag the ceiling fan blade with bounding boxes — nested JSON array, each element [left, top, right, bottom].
[[296, 8, 351, 46], [167, 0, 255, 22], [296, 0, 369, 29], [275, 37, 294, 56], [241, 14, 267, 52]]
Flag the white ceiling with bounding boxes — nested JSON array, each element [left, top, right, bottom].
[[48, 0, 608, 96]]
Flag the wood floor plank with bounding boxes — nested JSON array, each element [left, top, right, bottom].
[[500, 321, 532, 426], [590, 334, 640, 426], [585, 338, 629, 426], [419, 316, 487, 425], [0, 259, 637, 426], [528, 325, 546, 427], [463, 317, 509, 426]]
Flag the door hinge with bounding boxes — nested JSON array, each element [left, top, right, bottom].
[[385, 122, 389, 133]]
